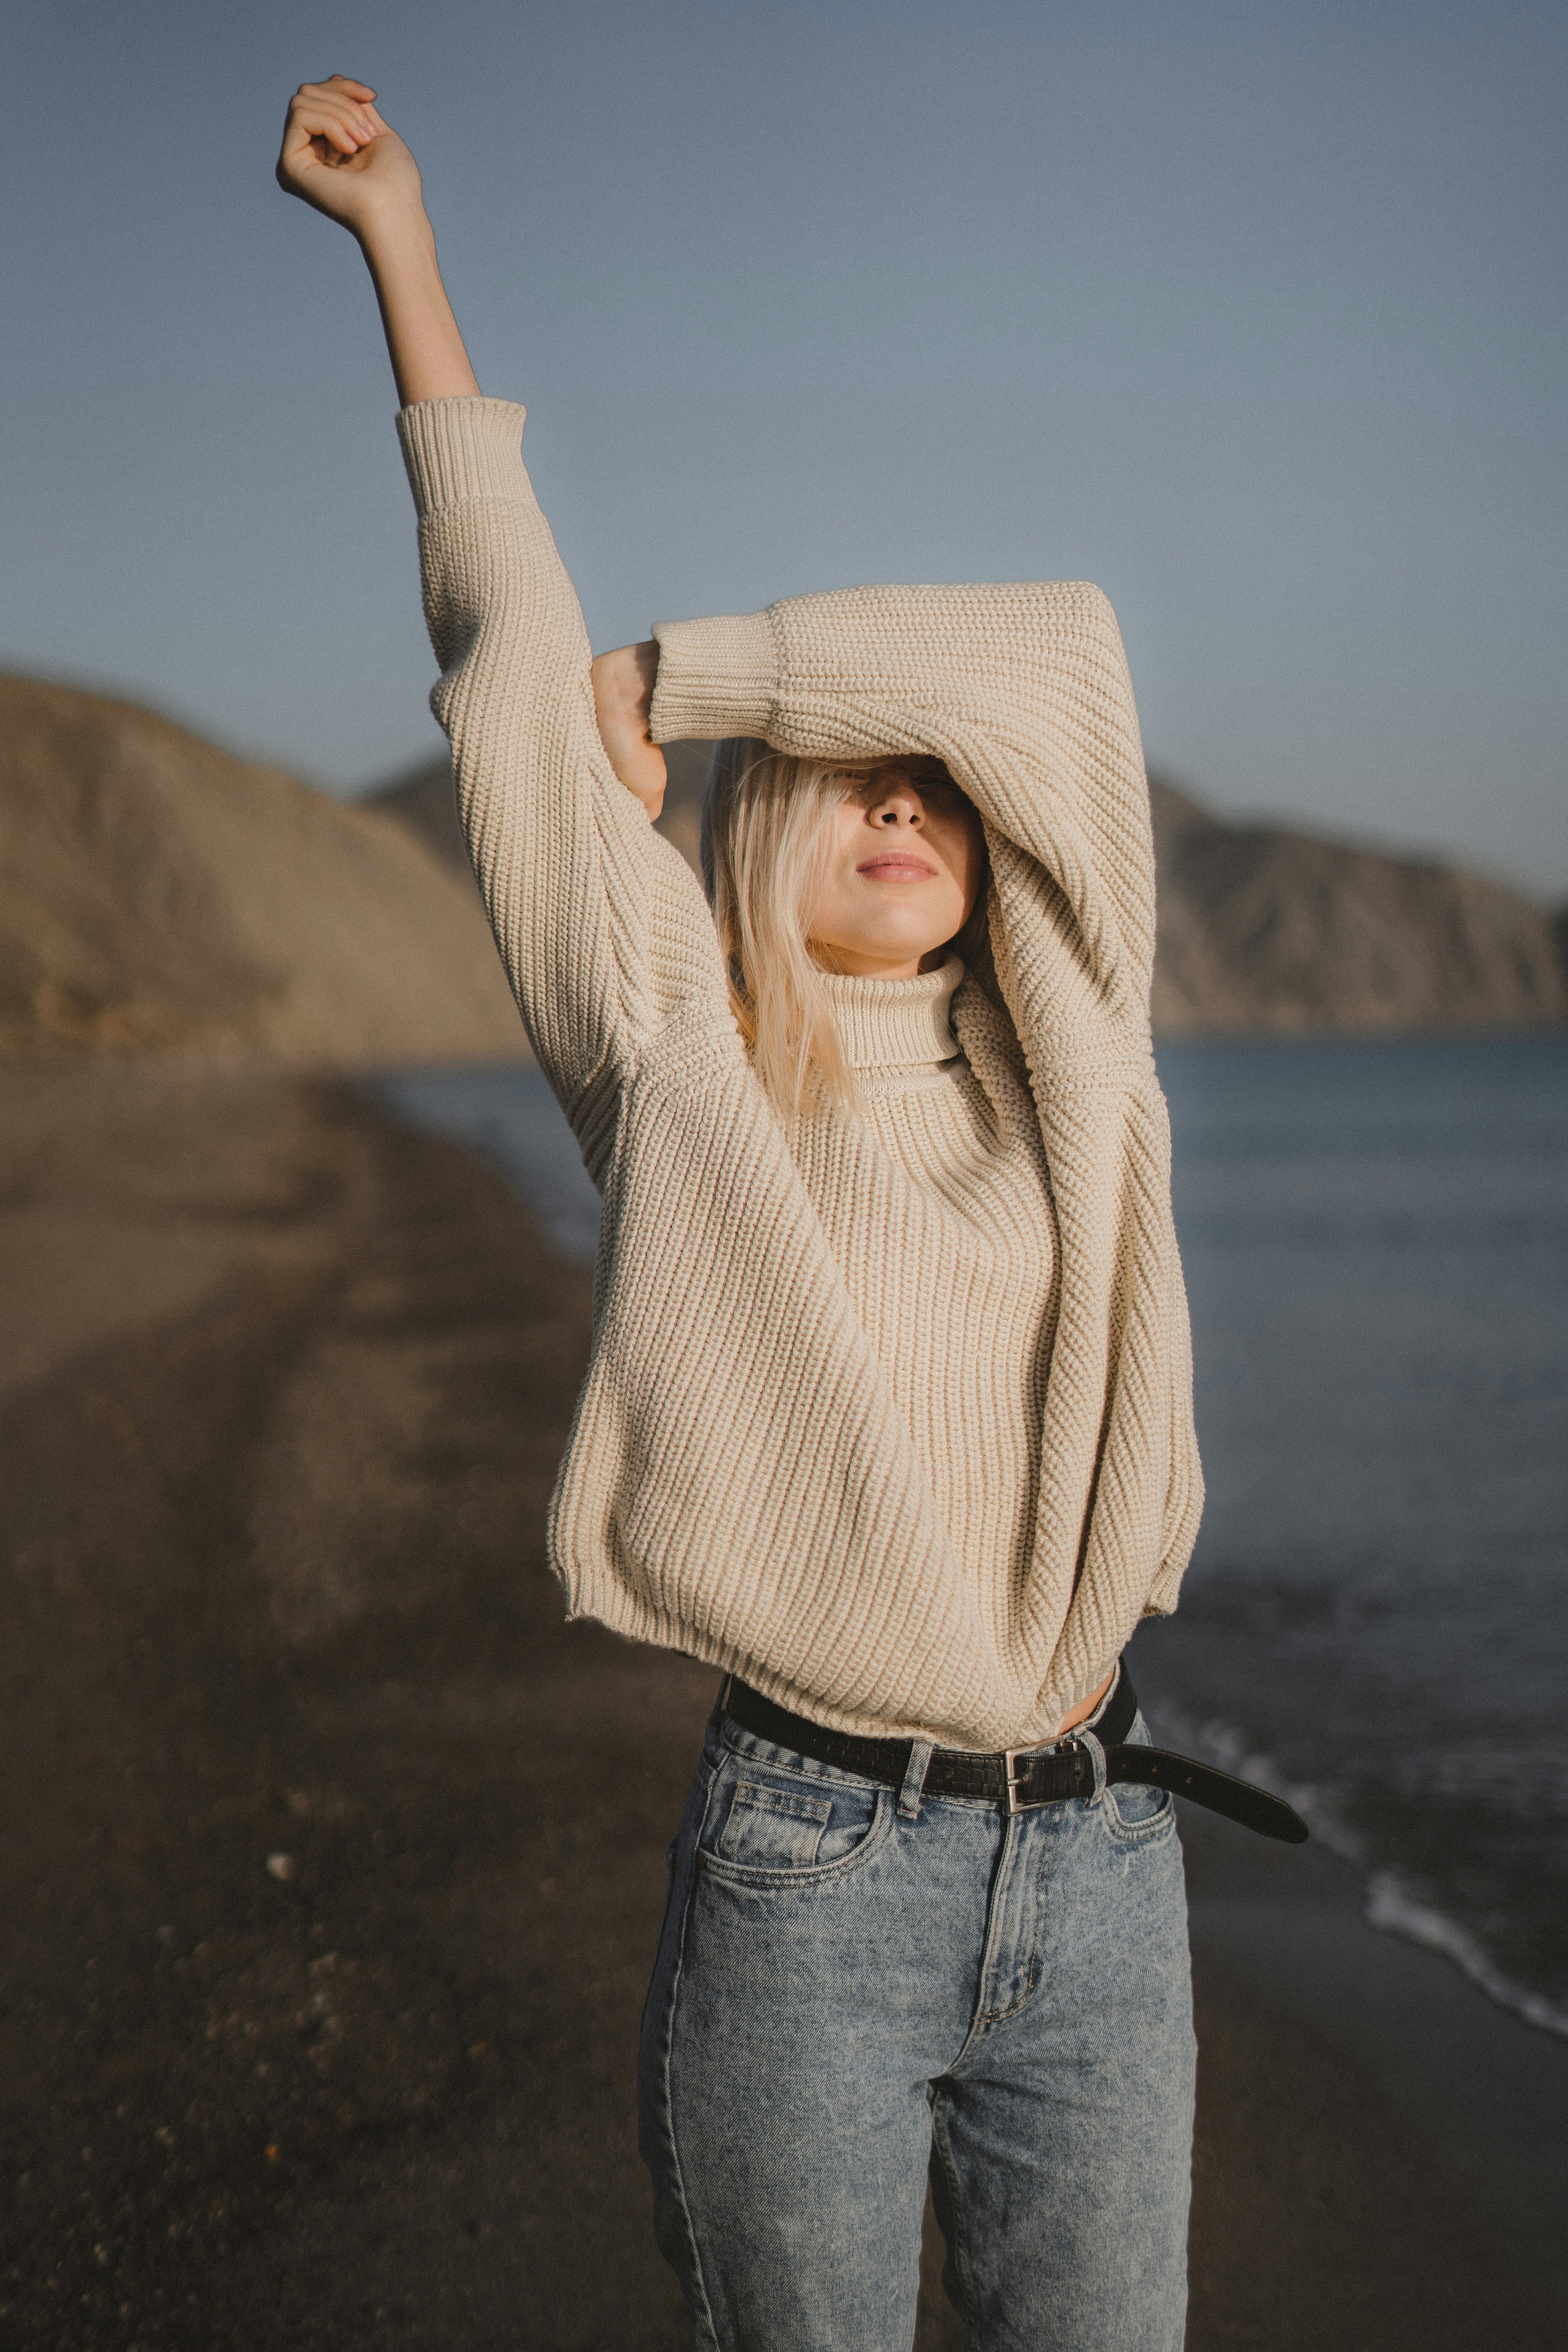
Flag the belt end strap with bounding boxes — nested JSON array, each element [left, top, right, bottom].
[[1107, 1745, 1310, 1844]]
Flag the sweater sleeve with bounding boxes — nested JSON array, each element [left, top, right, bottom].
[[397, 397, 727, 1118], [652, 582, 1158, 1031]]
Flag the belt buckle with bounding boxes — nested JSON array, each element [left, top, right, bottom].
[[1004, 1737, 1080, 1815], [1004, 1744, 1042, 1815]]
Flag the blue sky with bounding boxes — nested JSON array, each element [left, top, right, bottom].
[[2, 0, 1564, 891]]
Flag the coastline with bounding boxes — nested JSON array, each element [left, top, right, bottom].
[[1, 1062, 1563, 2348], [1140, 1695, 1568, 2043], [1175, 1804, 1568, 2335]]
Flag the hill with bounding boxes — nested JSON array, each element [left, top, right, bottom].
[[2, 668, 1556, 1063], [376, 744, 1568, 1036], [1146, 775, 1566, 1033], [0, 676, 526, 1066]]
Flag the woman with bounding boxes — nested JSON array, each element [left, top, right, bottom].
[[279, 75, 1210, 2352]]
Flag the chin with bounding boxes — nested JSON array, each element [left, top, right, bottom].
[[848, 941, 937, 969]]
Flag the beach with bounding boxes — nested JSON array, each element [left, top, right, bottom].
[[3, 1062, 1566, 2350]]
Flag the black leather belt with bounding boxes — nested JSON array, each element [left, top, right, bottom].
[[722, 1665, 1308, 1844]]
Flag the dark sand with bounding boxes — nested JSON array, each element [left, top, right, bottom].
[[3, 1064, 1564, 2350]]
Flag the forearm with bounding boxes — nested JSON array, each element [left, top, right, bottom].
[[358, 209, 479, 407], [276, 78, 477, 404], [650, 585, 1159, 1013]]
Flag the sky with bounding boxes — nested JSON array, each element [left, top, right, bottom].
[[2, 0, 1564, 892]]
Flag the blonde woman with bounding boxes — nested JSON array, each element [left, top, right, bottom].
[[279, 75, 1301, 2352]]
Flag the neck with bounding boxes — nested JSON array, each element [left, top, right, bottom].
[[808, 944, 949, 982]]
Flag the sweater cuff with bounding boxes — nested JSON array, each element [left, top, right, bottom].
[[1142, 1553, 1187, 1617], [649, 611, 779, 744], [396, 397, 529, 516]]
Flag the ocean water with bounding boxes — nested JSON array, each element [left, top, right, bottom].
[[374, 1031, 1568, 2034], [377, 1066, 604, 1264], [1140, 1031, 1568, 2036]]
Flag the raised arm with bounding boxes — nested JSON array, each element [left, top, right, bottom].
[[276, 76, 724, 1107], [278, 76, 667, 816], [276, 77, 480, 405]]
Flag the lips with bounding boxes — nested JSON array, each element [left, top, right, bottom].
[[856, 855, 937, 880]]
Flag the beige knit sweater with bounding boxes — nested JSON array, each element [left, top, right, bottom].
[[397, 395, 1203, 1749], [804, 957, 1062, 1662]]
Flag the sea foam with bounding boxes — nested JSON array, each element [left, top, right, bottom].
[[1149, 1702, 1568, 2044]]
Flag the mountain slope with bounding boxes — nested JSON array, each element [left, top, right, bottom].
[[375, 747, 1566, 1037], [0, 677, 526, 1065], [1147, 775, 1566, 1034]]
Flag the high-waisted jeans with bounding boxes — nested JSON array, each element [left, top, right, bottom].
[[638, 1696, 1196, 2352]]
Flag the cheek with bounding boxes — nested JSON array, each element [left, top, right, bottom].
[[815, 835, 862, 909], [935, 823, 983, 913], [804, 848, 860, 942]]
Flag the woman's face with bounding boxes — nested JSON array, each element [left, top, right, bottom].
[[807, 765, 985, 980]]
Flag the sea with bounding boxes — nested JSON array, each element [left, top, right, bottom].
[[376, 1030, 1568, 2037]]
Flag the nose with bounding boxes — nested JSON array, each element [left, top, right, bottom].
[[866, 776, 922, 828]]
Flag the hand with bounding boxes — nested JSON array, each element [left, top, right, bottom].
[[276, 76, 424, 239], [592, 643, 667, 819]]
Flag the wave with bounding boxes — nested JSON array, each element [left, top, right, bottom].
[[1147, 1702, 1568, 2043], [1361, 1875, 1568, 2040]]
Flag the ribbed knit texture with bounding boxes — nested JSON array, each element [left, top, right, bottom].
[[799, 958, 1061, 1670], [821, 957, 964, 1068], [397, 395, 1203, 1748]]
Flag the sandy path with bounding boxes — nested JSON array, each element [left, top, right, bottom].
[[1, 1066, 1561, 2348]]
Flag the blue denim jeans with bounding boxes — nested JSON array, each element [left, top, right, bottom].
[[638, 1696, 1195, 2352]]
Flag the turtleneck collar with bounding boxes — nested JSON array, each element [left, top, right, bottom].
[[819, 956, 964, 1071]]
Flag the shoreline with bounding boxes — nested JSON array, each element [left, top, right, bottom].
[[2, 1061, 1563, 2348], [1171, 1797, 1568, 2317], [1144, 1697, 1568, 2045]]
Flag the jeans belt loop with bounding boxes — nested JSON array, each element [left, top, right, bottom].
[[898, 1738, 935, 1821], [1079, 1728, 1109, 1805]]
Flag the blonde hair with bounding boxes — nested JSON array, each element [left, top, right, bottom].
[[702, 739, 983, 1120]]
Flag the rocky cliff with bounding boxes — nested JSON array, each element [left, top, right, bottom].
[[0, 676, 525, 1065], [1145, 775, 1566, 1034], [3, 667, 1557, 1065]]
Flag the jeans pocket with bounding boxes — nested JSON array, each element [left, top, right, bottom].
[[1100, 1711, 1177, 1844], [717, 1779, 832, 1868], [1103, 1779, 1175, 1836], [698, 1749, 890, 1887]]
